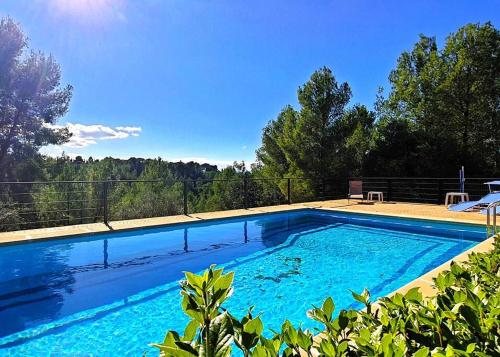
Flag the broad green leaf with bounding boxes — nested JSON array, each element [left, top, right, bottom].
[[413, 347, 429, 357], [175, 341, 200, 356], [214, 272, 234, 291], [466, 343, 476, 353], [322, 297, 335, 319], [162, 331, 180, 347], [381, 333, 393, 354], [183, 319, 199, 341], [319, 340, 337, 355], [338, 340, 349, 353], [338, 311, 349, 330], [282, 323, 298, 346], [243, 317, 263, 336], [251, 345, 272, 357], [453, 290, 467, 304], [297, 329, 312, 351], [185, 272, 204, 290], [351, 290, 367, 304], [404, 287, 422, 302], [391, 293, 405, 307], [199, 312, 233, 357], [150, 344, 198, 357], [359, 328, 370, 341]]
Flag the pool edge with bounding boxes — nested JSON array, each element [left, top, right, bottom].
[[0, 205, 312, 246], [0, 201, 486, 246], [317, 206, 486, 227]]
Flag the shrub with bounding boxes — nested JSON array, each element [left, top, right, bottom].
[[0, 202, 23, 231], [150, 237, 499, 356]]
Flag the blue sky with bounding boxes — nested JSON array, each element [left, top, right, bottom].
[[1, 0, 498, 167]]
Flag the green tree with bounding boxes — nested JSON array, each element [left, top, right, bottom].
[[257, 67, 375, 199], [290, 66, 352, 178], [0, 17, 72, 180], [332, 104, 375, 177], [111, 159, 183, 220], [194, 162, 247, 212], [380, 22, 499, 176]]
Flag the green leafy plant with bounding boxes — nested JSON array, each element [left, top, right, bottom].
[[151, 236, 500, 356]]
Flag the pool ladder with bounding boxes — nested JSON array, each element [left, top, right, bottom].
[[486, 201, 499, 237]]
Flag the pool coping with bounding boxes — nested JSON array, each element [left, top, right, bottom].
[[308, 204, 486, 227], [0, 205, 311, 245], [0, 201, 487, 245]]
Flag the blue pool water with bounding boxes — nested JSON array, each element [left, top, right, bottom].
[[0, 209, 484, 356]]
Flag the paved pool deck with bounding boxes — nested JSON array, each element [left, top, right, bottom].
[[0, 199, 496, 299]]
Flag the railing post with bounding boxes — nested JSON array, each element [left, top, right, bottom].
[[80, 191, 84, 224], [183, 180, 188, 215], [438, 179, 443, 204], [387, 178, 392, 202], [287, 178, 291, 204], [66, 183, 70, 225], [322, 178, 326, 201], [103, 180, 109, 224], [494, 206, 497, 235], [243, 177, 248, 209], [487, 206, 491, 237]]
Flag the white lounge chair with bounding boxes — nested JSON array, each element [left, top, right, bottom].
[[448, 192, 500, 213]]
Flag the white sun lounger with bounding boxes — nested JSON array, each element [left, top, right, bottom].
[[448, 192, 500, 213]]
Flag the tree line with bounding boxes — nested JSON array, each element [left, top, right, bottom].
[[0, 17, 498, 230], [257, 22, 499, 183]]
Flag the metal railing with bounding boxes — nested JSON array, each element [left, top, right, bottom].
[[353, 177, 495, 203], [486, 201, 499, 237], [0, 176, 496, 232], [0, 177, 345, 231]]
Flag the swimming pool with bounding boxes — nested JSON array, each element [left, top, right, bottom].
[[0, 209, 485, 355]]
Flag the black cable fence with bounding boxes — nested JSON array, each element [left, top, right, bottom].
[[356, 177, 495, 204], [0, 176, 496, 232], [0, 181, 106, 231]]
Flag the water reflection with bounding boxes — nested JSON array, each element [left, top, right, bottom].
[[0, 246, 76, 337], [0, 212, 311, 338], [259, 213, 313, 248], [104, 239, 109, 269]]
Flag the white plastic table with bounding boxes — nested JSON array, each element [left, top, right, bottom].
[[367, 191, 384, 202], [445, 192, 469, 206]]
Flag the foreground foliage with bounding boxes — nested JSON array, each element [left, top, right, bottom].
[[151, 237, 500, 356]]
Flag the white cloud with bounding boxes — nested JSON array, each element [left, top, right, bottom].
[[45, 122, 142, 148], [115, 126, 142, 137], [242, 145, 248, 150]]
